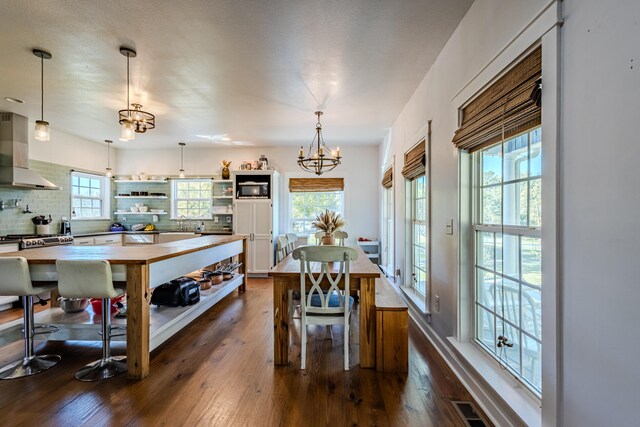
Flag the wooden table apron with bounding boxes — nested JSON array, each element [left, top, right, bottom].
[[268, 246, 381, 368], [0, 235, 248, 380]]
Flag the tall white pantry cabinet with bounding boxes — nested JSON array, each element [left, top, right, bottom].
[[232, 170, 279, 274]]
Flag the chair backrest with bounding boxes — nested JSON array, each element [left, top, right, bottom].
[[56, 260, 118, 299], [276, 235, 289, 262], [292, 246, 358, 316], [314, 231, 324, 245], [286, 233, 298, 252], [0, 257, 35, 296], [333, 230, 348, 246]]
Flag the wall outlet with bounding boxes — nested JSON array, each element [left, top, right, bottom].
[[214, 217, 219, 223], [434, 295, 440, 312]]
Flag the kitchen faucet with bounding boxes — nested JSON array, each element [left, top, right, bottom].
[[178, 215, 190, 231]]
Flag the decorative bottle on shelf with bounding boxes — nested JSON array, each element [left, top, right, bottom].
[[220, 160, 231, 179]]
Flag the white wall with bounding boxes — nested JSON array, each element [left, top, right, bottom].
[[380, 0, 551, 339], [560, 1, 640, 426], [116, 145, 379, 245], [29, 124, 114, 173]]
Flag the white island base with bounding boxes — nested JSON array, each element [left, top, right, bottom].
[[0, 274, 244, 351]]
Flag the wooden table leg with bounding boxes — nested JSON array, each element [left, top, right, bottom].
[[273, 276, 289, 365], [238, 237, 248, 293], [126, 264, 150, 379], [359, 277, 376, 368]]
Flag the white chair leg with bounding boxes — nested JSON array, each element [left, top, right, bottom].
[[344, 322, 349, 370], [301, 324, 307, 370]]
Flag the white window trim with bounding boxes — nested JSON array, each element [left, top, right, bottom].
[[70, 171, 111, 220], [170, 178, 213, 220], [283, 171, 348, 236], [450, 8, 560, 427]]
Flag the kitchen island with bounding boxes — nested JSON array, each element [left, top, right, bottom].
[[0, 234, 248, 379]]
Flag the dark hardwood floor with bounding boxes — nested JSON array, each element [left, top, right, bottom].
[[0, 279, 489, 426]]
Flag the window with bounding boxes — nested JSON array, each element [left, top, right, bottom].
[[409, 175, 427, 296], [171, 179, 212, 219], [71, 171, 110, 219], [473, 127, 542, 394], [289, 191, 344, 236]]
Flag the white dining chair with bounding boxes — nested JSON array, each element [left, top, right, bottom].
[[286, 233, 298, 252], [334, 230, 348, 246], [292, 245, 358, 370]]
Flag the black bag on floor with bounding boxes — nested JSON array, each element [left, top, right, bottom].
[[151, 277, 200, 307]]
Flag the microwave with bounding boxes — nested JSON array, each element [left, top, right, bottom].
[[237, 181, 269, 198]]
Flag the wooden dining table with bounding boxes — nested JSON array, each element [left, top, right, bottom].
[[268, 245, 381, 368]]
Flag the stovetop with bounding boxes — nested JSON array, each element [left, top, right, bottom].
[[0, 234, 74, 249]]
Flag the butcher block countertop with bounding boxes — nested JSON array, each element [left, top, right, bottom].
[[0, 235, 246, 265]]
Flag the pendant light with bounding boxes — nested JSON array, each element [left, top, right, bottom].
[[297, 111, 341, 175], [105, 140, 113, 177], [178, 142, 186, 178], [33, 49, 52, 141], [118, 47, 155, 141]]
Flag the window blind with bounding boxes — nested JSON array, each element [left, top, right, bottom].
[[401, 140, 425, 181], [452, 46, 542, 152], [381, 167, 393, 188], [289, 177, 344, 192]]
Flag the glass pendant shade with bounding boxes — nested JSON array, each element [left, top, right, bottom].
[[179, 170, 185, 179], [120, 121, 135, 141], [34, 120, 50, 141]]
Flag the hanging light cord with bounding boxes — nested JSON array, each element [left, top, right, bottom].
[[126, 53, 130, 117], [40, 54, 44, 121]]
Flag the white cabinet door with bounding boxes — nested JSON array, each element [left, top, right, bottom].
[[93, 235, 123, 246], [73, 237, 94, 246], [233, 200, 273, 273], [234, 201, 253, 235], [0, 243, 20, 308], [253, 201, 272, 236]]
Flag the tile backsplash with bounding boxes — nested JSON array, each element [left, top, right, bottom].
[[0, 160, 111, 235]]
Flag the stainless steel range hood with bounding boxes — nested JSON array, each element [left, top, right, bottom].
[[0, 113, 60, 190]]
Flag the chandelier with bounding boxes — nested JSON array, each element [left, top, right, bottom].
[[297, 111, 341, 175], [118, 47, 155, 141]]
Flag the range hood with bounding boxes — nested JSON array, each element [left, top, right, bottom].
[[0, 113, 61, 190]]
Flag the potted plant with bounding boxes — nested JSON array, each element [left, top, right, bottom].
[[312, 209, 346, 245]]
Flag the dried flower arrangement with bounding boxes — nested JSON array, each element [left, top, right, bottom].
[[312, 209, 346, 236]]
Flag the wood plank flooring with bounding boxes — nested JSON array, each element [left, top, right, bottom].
[[0, 278, 490, 426]]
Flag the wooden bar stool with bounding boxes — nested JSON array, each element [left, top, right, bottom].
[[0, 257, 61, 380], [56, 260, 126, 381]]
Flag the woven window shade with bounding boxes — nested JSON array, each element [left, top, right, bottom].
[[401, 140, 425, 181], [289, 177, 344, 192], [452, 46, 541, 152], [381, 167, 393, 188]]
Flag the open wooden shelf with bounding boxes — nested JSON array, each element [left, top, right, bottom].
[[0, 274, 244, 351]]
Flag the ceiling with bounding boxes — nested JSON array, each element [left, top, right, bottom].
[[0, 0, 473, 149]]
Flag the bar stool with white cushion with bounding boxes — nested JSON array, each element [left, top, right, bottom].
[[56, 260, 126, 381], [0, 257, 61, 379]]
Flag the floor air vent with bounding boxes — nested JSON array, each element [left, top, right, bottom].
[[451, 401, 487, 426]]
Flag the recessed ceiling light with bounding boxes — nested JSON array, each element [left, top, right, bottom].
[[4, 97, 24, 104], [221, 137, 231, 141]]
